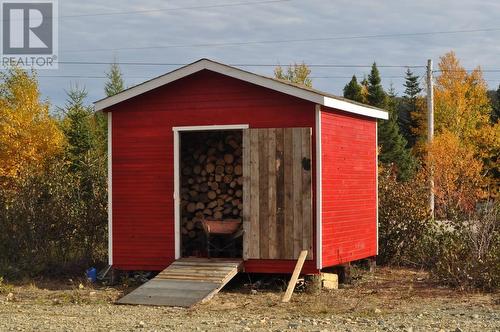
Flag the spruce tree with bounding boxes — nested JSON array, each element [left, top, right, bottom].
[[343, 75, 364, 102], [367, 63, 386, 108], [399, 69, 423, 147], [378, 87, 416, 181], [104, 62, 125, 97], [60, 86, 95, 172], [365, 63, 415, 181]]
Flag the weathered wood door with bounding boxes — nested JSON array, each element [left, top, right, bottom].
[[242, 128, 313, 260]]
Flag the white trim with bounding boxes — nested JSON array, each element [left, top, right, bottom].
[[94, 59, 388, 120], [173, 130, 181, 259], [315, 104, 323, 270], [172, 124, 249, 132], [375, 122, 379, 255], [107, 112, 113, 266], [323, 96, 388, 120], [172, 124, 249, 260]]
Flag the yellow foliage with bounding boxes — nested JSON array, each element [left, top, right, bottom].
[[274, 62, 312, 88], [434, 51, 492, 139], [0, 68, 64, 182], [427, 130, 485, 216], [415, 52, 499, 213]]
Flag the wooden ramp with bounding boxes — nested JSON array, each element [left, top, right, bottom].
[[117, 258, 243, 307]]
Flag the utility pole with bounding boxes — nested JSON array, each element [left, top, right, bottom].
[[426, 59, 435, 218]]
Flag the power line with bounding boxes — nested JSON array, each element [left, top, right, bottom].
[[37, 74, 500, 84], [55, 60, 425, 68], [61, 0, 288, 18], [0, 0, 289, 22], [61, 27, 500, 53]]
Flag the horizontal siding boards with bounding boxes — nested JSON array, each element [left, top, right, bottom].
[[320, 107, 378, 267], [245, 128, 312, 260], [111, 70, 317, 271]]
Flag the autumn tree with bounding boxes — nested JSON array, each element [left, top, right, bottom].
[[433, 51, 492, 140], [343, 75, 364, 103], [431, 51, 500, 183], [0, 68, 64, 182], [427, 131, 484, 218], [274, 62, 312, 87], [399, 69, 423, 148]]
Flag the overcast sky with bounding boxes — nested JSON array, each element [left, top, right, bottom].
[[37, 0, 500, 107]]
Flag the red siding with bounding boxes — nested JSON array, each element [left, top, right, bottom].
[[320, 107, 377, 267], [111, 70, 317, 272]]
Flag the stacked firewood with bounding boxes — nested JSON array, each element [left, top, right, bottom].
[[180, 132, 243, 240]]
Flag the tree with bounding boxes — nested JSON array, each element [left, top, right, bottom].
[[493, 84, 500, 123], [427, 130, 484, 218], [431, 51, 500, 180], [433, 51, 491, 139], [399, 69, 423, 147], [104, 62, 125, 97], [60, 86, 96, 172], [378, 87, 416, 181], [0, 68, 64, 182], [366, 62, 386, 108], [343, 75, 364, 103], [274, 62, 312, 87]]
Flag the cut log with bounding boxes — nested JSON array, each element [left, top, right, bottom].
[[187, 203, 196, 213], [205, 163, 215, 174], [234, 165, 242, 176], [224, 154, 234, 164]]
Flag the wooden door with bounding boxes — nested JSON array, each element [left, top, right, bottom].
[[242, 128, 313, 260]]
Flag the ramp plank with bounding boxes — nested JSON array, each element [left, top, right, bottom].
[[116, 258, 242, 307]]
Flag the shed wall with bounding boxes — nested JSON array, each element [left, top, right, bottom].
[[110, 70, 317, 272], [320, 107, 377, 267]]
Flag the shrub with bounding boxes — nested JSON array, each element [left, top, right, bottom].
[[0, 153, 107, 278], [430, 203, 500, 291], [377, 169, 433, 266]]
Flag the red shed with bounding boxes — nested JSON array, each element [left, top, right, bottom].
[[95, 59, 388, 275]]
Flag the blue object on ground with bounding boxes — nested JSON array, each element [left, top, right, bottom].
[[86, 267, 97, 283]]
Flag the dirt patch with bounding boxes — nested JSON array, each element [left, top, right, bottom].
[[0, 267, 498, 331]]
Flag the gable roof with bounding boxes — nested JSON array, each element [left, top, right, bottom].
[[94, 58, 388, 120]]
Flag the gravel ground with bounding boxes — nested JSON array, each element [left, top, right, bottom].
[[0, 268, 498, 331]]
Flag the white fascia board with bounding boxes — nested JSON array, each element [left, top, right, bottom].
[[95, 59, 388, 120], [203, 62, 325, 105], [95, 61, 209, 111], [323, 97, 388, 120]]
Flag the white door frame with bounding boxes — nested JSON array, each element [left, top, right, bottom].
[[172, 124, 249, 259]]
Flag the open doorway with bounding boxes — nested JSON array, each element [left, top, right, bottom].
[[179, 129, 243, 258]]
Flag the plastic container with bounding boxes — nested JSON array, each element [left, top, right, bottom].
[[86, 267, 97, 283]]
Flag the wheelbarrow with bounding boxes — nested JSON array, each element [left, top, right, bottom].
[[200, 219, 243, 258]]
